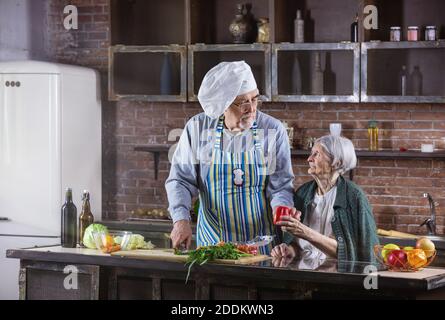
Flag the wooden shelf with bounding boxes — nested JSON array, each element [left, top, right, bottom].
[[135, 145, 445, 181], [292, 149, 445, 160], [134, 145, 173, 180]]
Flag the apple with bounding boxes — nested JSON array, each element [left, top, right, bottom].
[[382, 243, 400, 262], [416, 237, 435, 258], [387, 250, 407, 268], [403, 246, 414, 252]]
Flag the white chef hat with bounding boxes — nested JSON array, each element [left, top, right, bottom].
[[197, 61, 257, 119]]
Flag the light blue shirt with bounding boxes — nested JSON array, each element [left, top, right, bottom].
[[165, 111, 295, 223]]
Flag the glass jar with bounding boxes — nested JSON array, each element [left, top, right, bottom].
[[256, 17, 270, 43], [407, 26, 419, 41], [425, 26, 437, 41], [282, 121, 294, 148], [368, 120, 379, 151], [390, 26, 401, 41]]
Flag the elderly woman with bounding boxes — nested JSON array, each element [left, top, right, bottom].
[[272, 135, 379, 263]]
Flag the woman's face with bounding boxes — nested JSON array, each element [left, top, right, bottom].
[[307, 143, 333, 176]]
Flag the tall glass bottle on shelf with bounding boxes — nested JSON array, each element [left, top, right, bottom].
[[294, 10, 304, 43], [410, 66, 422, 96], [311, 52, 324, 95], [292, 53, 302, 95], [61, 188, 77, 248], [400, 65, 407, 96], [368, 120, 379, 151], [160, 53, 173, 95], [78, 190, 94, 247], [351, 13, 359, 42]]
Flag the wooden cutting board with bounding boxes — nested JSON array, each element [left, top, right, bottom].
[[111, 248, 271, 265]]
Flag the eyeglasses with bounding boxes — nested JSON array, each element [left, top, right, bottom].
[[232, 96, 262, 113]]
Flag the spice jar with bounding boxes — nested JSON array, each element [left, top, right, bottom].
[[368, 120, 379, 151], [390, 26, 401, 41], [425, 26, 437, 41], [407, 26, 419, 41]]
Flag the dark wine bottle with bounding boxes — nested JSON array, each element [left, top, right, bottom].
[[78, 190, 94, 247], [61, 188, 77, 248], [351, 13, 359, 42]]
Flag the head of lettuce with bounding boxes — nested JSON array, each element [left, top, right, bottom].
[[83, 223, 108, 249]]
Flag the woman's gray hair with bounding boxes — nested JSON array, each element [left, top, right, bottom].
[[315, 135, 357, 174]]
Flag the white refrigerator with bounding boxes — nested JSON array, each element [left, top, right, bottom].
[[0, 61, 102, 299]]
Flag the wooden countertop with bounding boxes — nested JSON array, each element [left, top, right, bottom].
[[7, 246, 445, 292]]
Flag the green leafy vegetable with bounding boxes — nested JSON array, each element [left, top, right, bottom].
[[83, 224, 108, 249], [114, 234, 155, 250], [177, 242, 252, 283]]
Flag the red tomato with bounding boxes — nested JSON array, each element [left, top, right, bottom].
[[274, 206, 290, 225]]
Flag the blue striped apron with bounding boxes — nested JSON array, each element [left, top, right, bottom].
[[196, 116, 274, 254]]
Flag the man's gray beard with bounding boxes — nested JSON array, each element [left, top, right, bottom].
[[239, 116, 254, 130]]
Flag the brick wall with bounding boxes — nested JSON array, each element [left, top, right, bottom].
[[46, 0, 445, 235]]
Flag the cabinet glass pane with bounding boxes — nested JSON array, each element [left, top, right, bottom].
[[111, 0, 186, 45], [192, 51, 267, 96], [277, 50, 354, 95], [367, 48, 445, 96], [113, 52, 181, 96]]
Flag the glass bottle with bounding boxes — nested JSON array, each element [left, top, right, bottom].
[[351, 13, 359, 42], [368, 120, 379, 151], [160, 53, 172, 95], [292, 53, 302, 95], [61, 188, 77, 248], [311, 51, 324, 95], [400, 65, 407, 96], [294, 10, 304, 43], [411, 66, 422, 96], [78, 190, 94, 247]]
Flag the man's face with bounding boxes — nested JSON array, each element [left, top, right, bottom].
[[225, 89, 260, 130]]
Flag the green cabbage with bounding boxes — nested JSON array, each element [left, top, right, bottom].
[[114, 234, 155, 250], [83, 224, 108, 249]]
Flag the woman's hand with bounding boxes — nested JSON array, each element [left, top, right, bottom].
[[271, 243, 296, 260], [277, 215, 313, 241], [272, 255, 294, 268]]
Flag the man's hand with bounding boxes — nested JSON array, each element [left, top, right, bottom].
[[170, 220, 192, 249]]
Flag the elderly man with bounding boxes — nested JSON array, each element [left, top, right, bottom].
[[165, 61, 294, 254], [272, 135, 379, 262]]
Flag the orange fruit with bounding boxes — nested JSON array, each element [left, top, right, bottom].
[[406, 249, 427, 269]]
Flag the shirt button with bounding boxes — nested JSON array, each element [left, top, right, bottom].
[[337, 236, 343, 242], [331, 217, 336, 222]]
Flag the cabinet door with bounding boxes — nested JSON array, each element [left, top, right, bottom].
[[0, 74, 60, 236]]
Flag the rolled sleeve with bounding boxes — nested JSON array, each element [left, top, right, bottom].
[[165, 119, 200, 224], [266, 125, 295, 209]]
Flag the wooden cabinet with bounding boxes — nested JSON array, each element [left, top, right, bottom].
[[108, 0, 445, 103]]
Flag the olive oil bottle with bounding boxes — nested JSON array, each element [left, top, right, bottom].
[[61, 188, 77, 248], [368, 120, 379, 151], [78, 190, 94, 247]]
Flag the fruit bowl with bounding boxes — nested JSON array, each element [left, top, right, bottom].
[[374, 244, 436, 272]]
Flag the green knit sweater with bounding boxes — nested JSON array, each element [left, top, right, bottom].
[[288, 176, 379, 263]]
